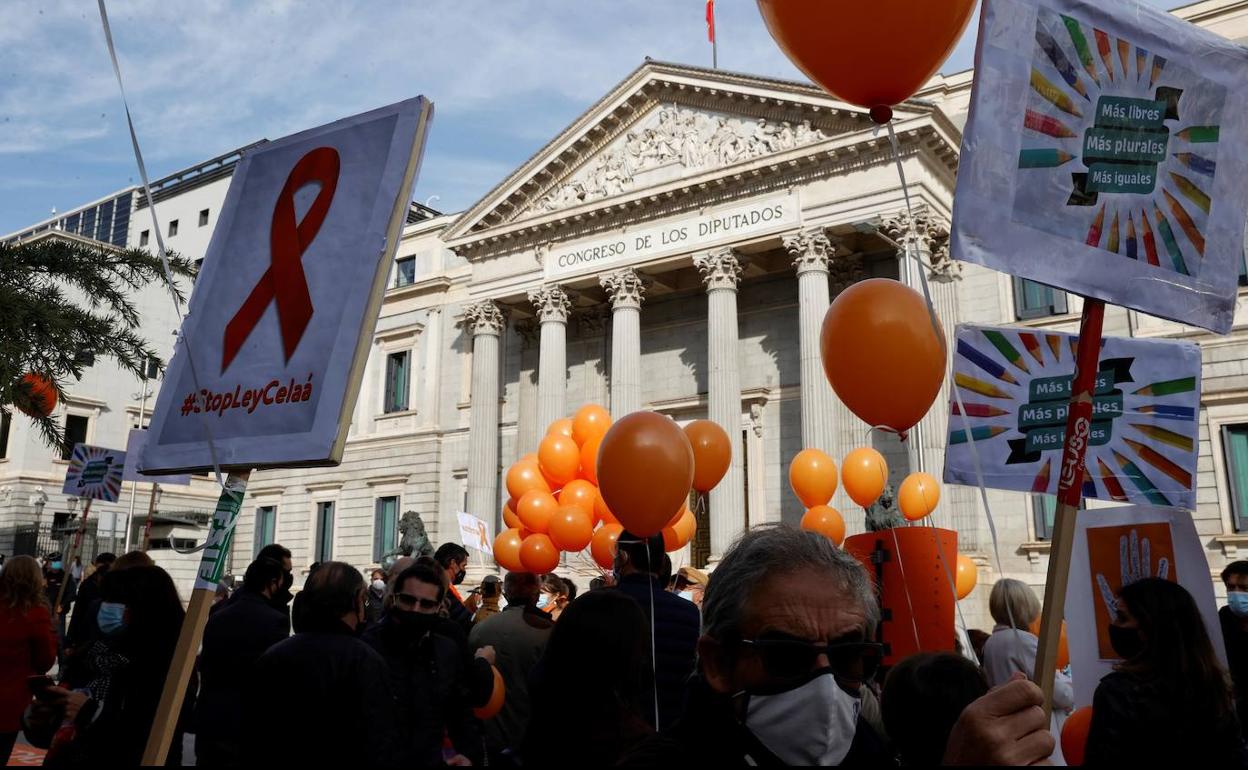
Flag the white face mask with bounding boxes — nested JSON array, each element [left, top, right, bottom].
[[677, 590, 694, 602], [741, 669, 860, 766], [371, 579, 386, 592]]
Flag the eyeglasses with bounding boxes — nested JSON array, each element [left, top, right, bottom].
[[395, 593, 440, 610], [739, 636, 884, 682]]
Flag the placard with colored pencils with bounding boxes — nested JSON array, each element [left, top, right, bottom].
[[945, 324, 1200, 509]]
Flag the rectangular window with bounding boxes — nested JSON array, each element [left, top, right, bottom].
[[199, 208, 210, 227], [139, 230, 150, 247], [1223, 425, 1248, 532], [168, 219, 179, 237], [315, 501, 335, 563], [395, 256, 416, 287], [61, 415, 90, 461], [374, 496, 399, 561], [254, 505, 277, 556], [1031, 494, 1086, 540], [1013, 277, 1069, 320], [144, 357, 161, 381], [0, 411, 10, 459], [384, 351, 410, 413]]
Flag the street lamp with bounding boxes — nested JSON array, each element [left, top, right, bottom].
[[29, 488, 48, 521]]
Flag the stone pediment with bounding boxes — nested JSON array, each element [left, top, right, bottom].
[[442, 60, 936, 252]]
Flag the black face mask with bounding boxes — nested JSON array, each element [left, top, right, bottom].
[[452, 567, 466, 586], [281, 571, 294, 593], [393, 610, 438, 638], [1108, 623, 1145, 660]]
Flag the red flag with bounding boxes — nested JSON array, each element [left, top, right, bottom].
[[706, 0, 715, 43]]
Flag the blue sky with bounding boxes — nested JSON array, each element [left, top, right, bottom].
[[0, 0, 1189, 235]]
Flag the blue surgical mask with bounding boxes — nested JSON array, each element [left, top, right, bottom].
[[97, 601, 127, 635], [50, 561, 63, 571], [678, 590, 694, 602], [536, 594, 551, 610], [1229, 591, 1248, 618]]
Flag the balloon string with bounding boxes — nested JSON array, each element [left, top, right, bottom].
[[889, 528, 923, 654]]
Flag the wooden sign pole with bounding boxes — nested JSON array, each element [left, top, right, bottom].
[[1033, 299, 1105, 715], [141, 470, 250, 766], [54, 498, 93, 615], [140, 482, 161, 552]]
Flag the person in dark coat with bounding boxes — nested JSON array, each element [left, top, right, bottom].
[[612, 531, 701, 730], [64, 552, 114, 653], [244, 562, 398, 769], [434, 543, 476, 632], [1219, 560, 1248, 737], [1086, 577, 1248, 767], [365, 567, 387, 625], [195, 557, 290, 767], [363, 561, 484, 765], [42, 553, 76, 654]]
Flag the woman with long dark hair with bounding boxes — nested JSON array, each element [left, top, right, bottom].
[[0, 555, 57, 764], [1085, 577, 1248, 766]]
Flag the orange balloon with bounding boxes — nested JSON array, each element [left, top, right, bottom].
[[547, 418, 574, 439], [517, 489, 558, 534], [572, 404, 612, 446], [598, 411, 694, 537], [549, 506, 594, 552], [899, 472, 941, 522], [789, 448, 838, 508], [506, 461, 550, 502], [538, 434, 580, 487], [591, 523, 624, 570], [821, 279, 945, 433], [1061, 706, 1093, 767], [557, 479, 597, 516], [684, 420, 731, 493], [661, 508, 697, 552], [593, 489, 618, 526], [800, 505, 846, 546], [520, 452, 538, 465], [1029, 617, 1070, 671], [15, 373, 58, 419], [493, 528, 525, 572], [580, 434, 603, 486], [519, 533, 560, 574], [842, 447, 889, 507], [955, 554, 977, 600], [473, 666, 506, 719], [756, 0, 976, 110], [502, 501, 522, 531]]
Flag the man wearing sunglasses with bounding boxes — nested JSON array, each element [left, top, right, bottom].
[[621, 525, 1056, 767]]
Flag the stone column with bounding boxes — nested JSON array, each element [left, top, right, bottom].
[[529, 285, 572, 430], [464, 301, 506, 528], [694, 248, 746, 562], [784, 229, 838, 455], [600, 269, 645, 418]]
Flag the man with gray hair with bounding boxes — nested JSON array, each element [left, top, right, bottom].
[[621, 525, 1056, 766]]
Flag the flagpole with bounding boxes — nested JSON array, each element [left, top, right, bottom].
[[712, 3, 718, 68]]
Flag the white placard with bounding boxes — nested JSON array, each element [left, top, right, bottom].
[[62, 443, 126, 502], [123, 429, 191, 485], [141, 98, 433, 473], [543, 192, 799, 280], [457, 511, 492, 555]]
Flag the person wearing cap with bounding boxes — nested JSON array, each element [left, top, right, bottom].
[[673, 567, 709, 609], [473, 575, 503, 624], [612, 530, 701, 731], [620, 525, 1056, 767]]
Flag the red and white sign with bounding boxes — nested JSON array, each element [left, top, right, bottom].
[[142, 98, 433, 473]]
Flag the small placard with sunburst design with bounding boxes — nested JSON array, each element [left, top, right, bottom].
[[953, 0, 1248, 334]]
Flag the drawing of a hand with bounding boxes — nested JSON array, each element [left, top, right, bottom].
[[1095, 528, 1170, 618]]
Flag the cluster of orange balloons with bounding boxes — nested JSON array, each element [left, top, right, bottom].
[[493, 407, 732, 574]]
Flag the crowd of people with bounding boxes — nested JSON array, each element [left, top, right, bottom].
[[2, 530, 1248, 765]]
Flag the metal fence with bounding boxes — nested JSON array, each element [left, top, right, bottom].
[[3, 521, 103, 561]]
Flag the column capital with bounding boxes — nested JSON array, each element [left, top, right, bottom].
[[880, 207, 959, 280], [462, 300, 506, 337], [783, 229, 837, 275], [528, 285, 572, 324], [600, 268, 646, 309], [694, 247, 745, 292]]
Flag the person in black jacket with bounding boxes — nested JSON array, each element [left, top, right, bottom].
[[612, 531, 701, 731], [1219, 560, 1248, 737], [64, 552, 114, 652], [244, 561, 398, 769], [1086, 577, 1248, 767], [363, 561, 486, 766], [434, 543, 477, 632], [195, 557, 290, 767]]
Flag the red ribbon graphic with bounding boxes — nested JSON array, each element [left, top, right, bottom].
[[221, 146, 340, 373]]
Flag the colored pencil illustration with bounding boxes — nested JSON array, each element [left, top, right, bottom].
[[1150, 55, 1166, 88], [1134, 377, 1196, 397], [1086, 203, 1106, 247], [1136, 47, 1147, 82], [1062, 15, 1100, 85], [949, 425, 1009, 445], [1094, 29, 1115, 81], [1177, 126, 1220, 143], [1111, 450, 1172, 506], [1019, 332, 1044, 365], [955, 372, 1013, 400], [1036, 24, 1089, 99], [1168, 173, 1211, 215], [1107, 210, 1120, 254], [1162, 189, 1205, 256], [1025, 109, 1077, 138], [1096, 457, 1129, 502], [957, 339, 1020, 385], [1030, 69, 1083, 117], [1032, 458, 1052, 493], [1117, 38, 1130, 78], [1126, 213, 1138, 260], [1173, 152, 1216, 177], [951, 403, 1010, 418], [1133, 404, 1196, 419], [1046, 334, 1062, 361], [1018, 148, 1076, 168], [1139, 209, 1160, 266], [1152, 205, 1189, 274], [984, 330, 1030, 374], [1130, 423, 1194, 452], [1124, 438, 1192, 488]]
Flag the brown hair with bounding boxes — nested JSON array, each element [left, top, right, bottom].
[[112, 550, 156, 570], [0, 555, 48, 614]]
